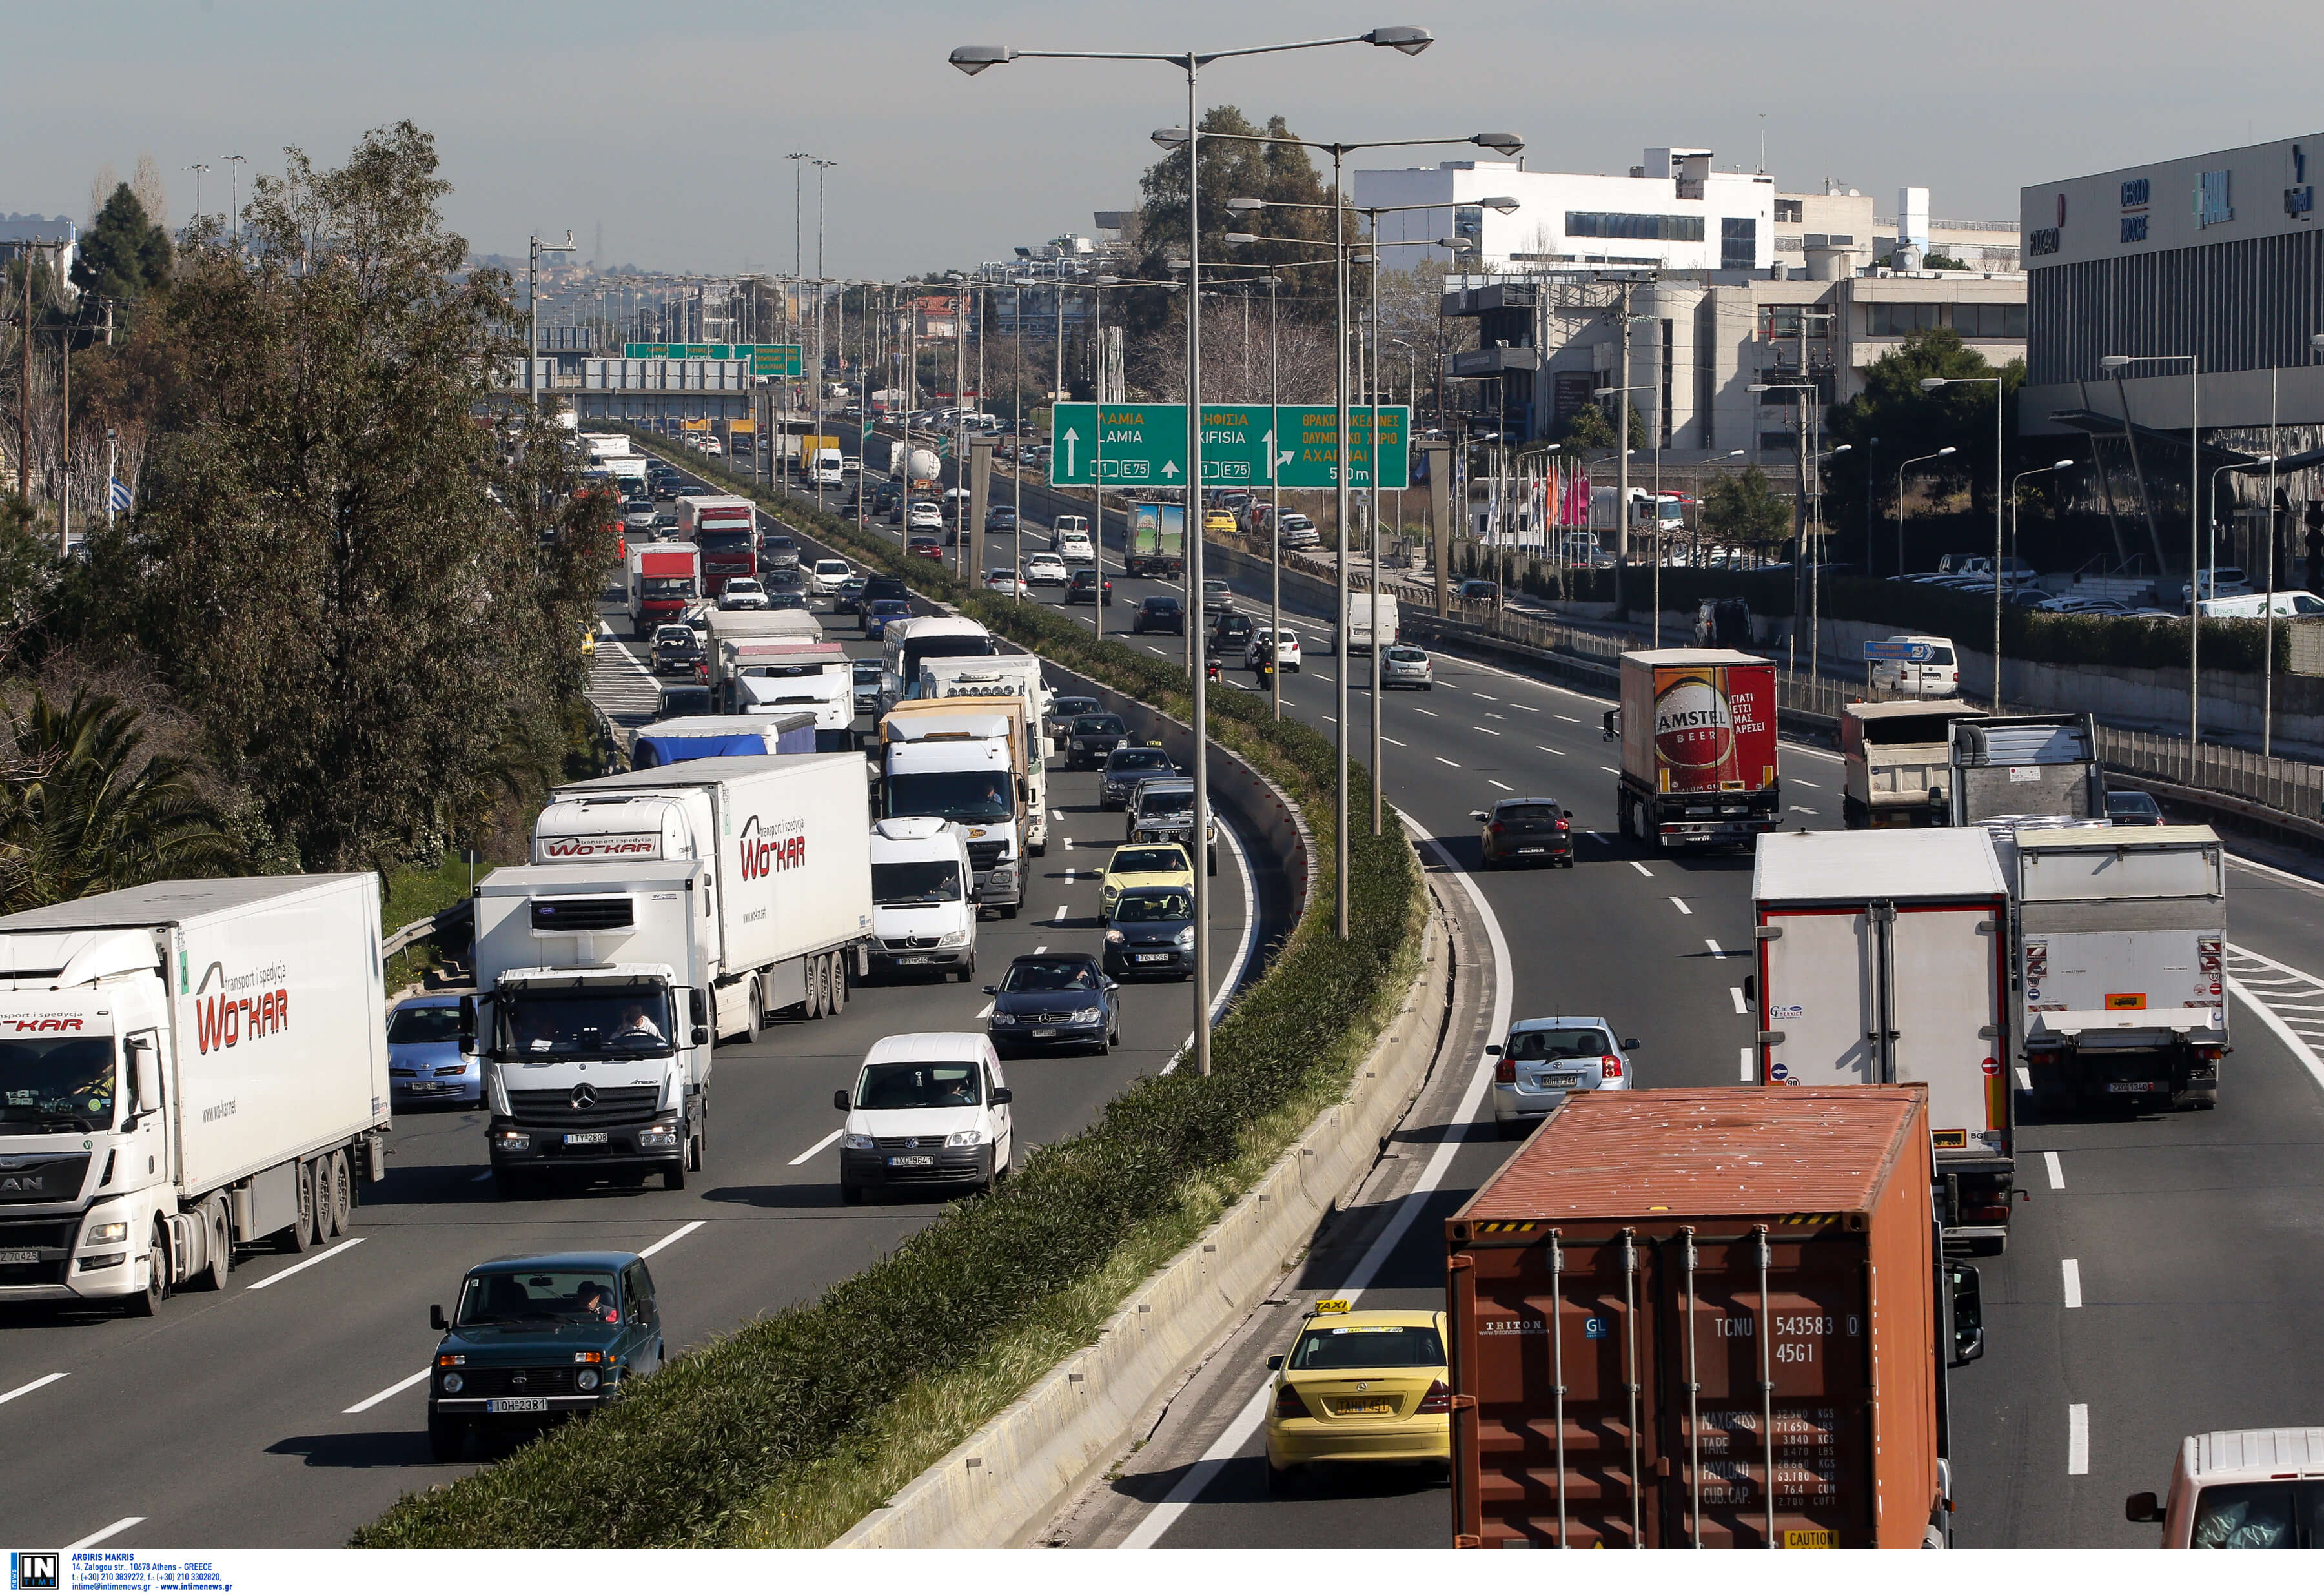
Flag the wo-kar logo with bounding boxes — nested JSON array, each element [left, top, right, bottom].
[[193, 959, 292, 1055], [736, 815, 808, 881], [10, 1552, 59, 1591]]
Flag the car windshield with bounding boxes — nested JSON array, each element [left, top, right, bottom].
[[1003, 960, 1099, 993], [1112, 847, 1185, 875], [1388, 648, 1425, 663], [496, 988, 676, 1057], [1497, 804, 1560, 824], [1113, 890, 1192, 924], [1288, 1323, 1445, 1370], [388, 1005, 463, 1045], [1108, 750, 1172, 773], [886, 771, 1013, 822], [1072, 716, 1125, 737], [1137, 788, 1194, 817], [873, 859, 963, 905], [0, 1036, 116, 1132], [854, 1061, 983, 1110], [873, 600, 912, 615], [854, 659, 884, 681], [454, 1268, 621, 1328], [658, 689, 711, 715], [2189, 1481, 2324, 1548], [654, 627, 695, 645], [1505, 1028, 1612, 1061], [1054, 700, 1099, 719]]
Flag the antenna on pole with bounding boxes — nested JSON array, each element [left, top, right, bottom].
[[1757, 114, 1767, 176]]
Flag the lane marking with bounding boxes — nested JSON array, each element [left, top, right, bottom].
[[1052, 808, 1065, 820], [638, 1220, 705, 1259], [2016, 1066, 2032, 1091], [1553, 713, 1578, 724], [1412, 707, 1438, 717], [1629, 862, 1653, 878], [471, 1170, 493, 1183], [1705, 940, 1728, 960], [1034, 945, 1048, 955], [1052, 902, 1069, 924], [1585, 831, 1607, 845], [1729, 986, 1746, 1013], [344, 1367, 432, 1414], [790, 1128, 844, 1166], [1537, 745, 1565, 757], [1489, 780, 1512, 792], [1382, 736, 1405, 747], [1159, 810, 1262, 1075], [1475, 726, 1502, 737], [1512, 702, 1538, 713], [1473, 692, 1497, 701], [1600, 766, 1620, 775], [1485, 712, 1505, 720], [2067, 1404, 2090, 1475], [65, 1518, 144, 1552], [245, 1237, 364, 1291], [1789, 805, 1818, 816], [1740, 1046, 1755, 1082], [1793, 779, 1821, 789], [1063, 837, 1075, 851], [2044, 1150, 2065, 1190], [1434, 757, 1462, 768], [976, 1000, 995, 1019], [2062, 1258, 2083, 1309], [0, 1371, 68, 1407], [1671, 897, 1693, 916]]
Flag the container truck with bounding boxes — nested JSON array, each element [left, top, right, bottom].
[[470, 756, 873, 1192], [1126, 502, 1185, 578], [626, 542, 701, 639], [1997, 821, 2228, 1111], [1751, 828, 2016, 1248], [1948, 712, 2105, 827], [879, 696, 1035, 911], [1842, 700, 1984, 829], [1445, 1086, 1983, 1549], [1607, 649, 1781, 849], [919, 656, 1052, 854], [632, 712, 815, 769], [878, 616, 997, 716], [676, 494, 759, 597], [0, 876, 391, 1314]]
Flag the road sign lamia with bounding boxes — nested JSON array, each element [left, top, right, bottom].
[[620, 343, 803, 377], [1047, 403, 1408, 491]]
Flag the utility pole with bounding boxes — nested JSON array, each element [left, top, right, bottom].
[[225, 155, 247, 247], [105, 429, 118, 532], [1615, 284, 1633, 601]]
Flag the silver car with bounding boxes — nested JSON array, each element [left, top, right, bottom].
[[1489, 1017, 1634, 1137], [1380, 644, 1434, 690]]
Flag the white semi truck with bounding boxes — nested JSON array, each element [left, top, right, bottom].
[[0, 876, 391, 1314], [879, 696, 1036, 913], [918, 656, 1052, 855], [470, 755, 873, 1194]]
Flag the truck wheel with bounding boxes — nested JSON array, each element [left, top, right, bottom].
[[279, 1161, 316, 1254], [999, 904, 1018, 920], [804, 955, 826, 1021], [305, 1159, 334, 1248], [188, 1200, 229, 1291], [742, 977, 764, 1045], [826, 957, 847, 1017], [664, 1158, 688, 1192], [125, 1222, 167, 1318], [327, 1150, 353, 1237], [428, 1412, 467, 1463]]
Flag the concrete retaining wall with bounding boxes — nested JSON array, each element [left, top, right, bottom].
[[830, 880, 1452, 1549]]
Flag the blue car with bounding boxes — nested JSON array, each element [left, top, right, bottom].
[[388, 993, 480, 1108], [864, 598, 913, 639]]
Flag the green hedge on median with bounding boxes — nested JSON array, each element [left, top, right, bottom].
[[354, 430, 1424, 1548]]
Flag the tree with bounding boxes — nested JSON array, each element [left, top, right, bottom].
[[1823, 327, 2026, 554], [70, 183, 172, 305], [1130, 108, 1341, 341], [1551, 400, 1646, 452], [1702, 465, 1794, 555]]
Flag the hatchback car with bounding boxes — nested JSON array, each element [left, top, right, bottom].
[[717, 578, 769, 611], [1126, 776, 1217, 874], [1489, 1017, 1635, 1137], [1066, 569, 1112, 606], [1276, 513, 1320, 549], [1201, 578, 1234, 614], [1458, 579, 1500, 604], [388, 993, 478, 1108], [853, 656, 885, 716], [649, 624, 703, 676], [984, 953, 1120, 1056], [985, 568, 1032, 598], [1471, 798, 1574, 869], [2106, 788, 2166, 826], [1024, 553, 1070, 586], [832, 575, 870, 615], [1099, 842, 1196, 918], [1206, 611, 1256, 659], [906, 501, 944, 532], [987, 505, 1020, 533], [864, 598, 914, 637], [760, 536, 801, 571], [1055, 530, 1096, 564], [425, 1251, 665, 1461], [1045, 695, 1101, 747], [834, 1033, 1013, 1203], [1103, 886, 1196, 979], [1101, 744, 1178, 809], [655, 682, 712, 719], [1134, 595, 1186, 635], [1248, 629, 1302, 672], [810, 558, 853, 594], [1263, 1301, 1450, 1490], [1065, 712, 1130, 769], [1380, 644, 1434, 689]]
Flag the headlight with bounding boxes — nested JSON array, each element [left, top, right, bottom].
[[1105, 930, 1125, 944], [1068, 1007, 1101, 1025], [441, 1372, 465, 1394], [991, 866, 1016, 886], [842, 1132, 875, 1150], [989, 1010, 1018, 1026], [937, 929, 970, 948], [1176, 926, 1196, 948], [493, 1130, 531, 1152], [85, 1221, 128, 1246], [576, 1368, 600, 1392], [638, 1122, 680, 1150], [945, 1128, 987, 1148]]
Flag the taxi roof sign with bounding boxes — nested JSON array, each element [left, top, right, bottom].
[[1312, 1298, 1351, 1314]]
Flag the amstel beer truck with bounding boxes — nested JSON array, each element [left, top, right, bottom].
[[1607, 649, 1782, 849]]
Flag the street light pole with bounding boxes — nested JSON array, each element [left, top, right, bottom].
[[529, 231, 576, 418], [1918, 374, 2005, 707], [2101, 351, 2199, 741]]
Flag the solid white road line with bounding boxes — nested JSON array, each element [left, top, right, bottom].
[[0, 1371, 67, 1407], [1706, 940, 1728, 959], [2062, 1258, 2083, 1309], [344, 1367, 432, 1414], [65, 1518, 144, 1552], [1740, 1046, 1755, 1082], [1159, 810, 1262, 1076], [245, 1237, 364, 1290], [2068, 1404, 2090, 1474], [975, 1001, 995, 1019], [1629, 861, 1653, 878], [1730, 986, 1747, 1013], [1671, 897, 1693, 916], [2044, 1150, 2065, 1190], [790, 1128, 845, 1167], [2017, 1066, 2033, 1091], [638, 1220, 705, 1259]]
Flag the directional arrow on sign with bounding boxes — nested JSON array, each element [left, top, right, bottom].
[[1061, 427, 1079, 481], [1161, 460, 1180, 479]]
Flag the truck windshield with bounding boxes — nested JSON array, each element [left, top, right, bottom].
[[886, 771, 1014, 823], [455, 1268, 622, 1328], [698, 529, 753, 553], [874, 860, 964, 904], [1289, 1323, 1445, 1370], [496, 987, 675, 1057], [0, 1037, 116, 1133], [640, 576, 694, 600]]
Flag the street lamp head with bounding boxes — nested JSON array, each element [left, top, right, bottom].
[[1167, 258, 1192, 272], [1224, 233, 1258, 246], [2099, 354, 2134, 371], [1936, 446, 1957, 457], [1917, 377, 1947, 391], [948, 44, 1013, 75], [2052, 458, 2075, 471], [1439, 237, 1474, 250], [1478, 196, 1522, 214], [1364, 25, 1435, 54], [2312, 333, 2324, 352], [1470, 132, 1525, 156], [1225, 197, 1266, 214], [1727, 449, 1747, 458], [1094, 275, 1122, 286], [1010, 277, 1038, 287], [1746, 383, 1772, 392], [1351, 252, 1375, 265], [1152, 127, 1192, 149]]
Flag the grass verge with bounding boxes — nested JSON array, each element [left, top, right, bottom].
[[354, 431, 1426, 1548]]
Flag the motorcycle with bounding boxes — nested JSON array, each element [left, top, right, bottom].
[[1256, 656, 1277, 687], [1206, 658, 1224, 685]]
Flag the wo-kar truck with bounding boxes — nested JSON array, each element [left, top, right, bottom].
[[0, 876, 391, 1313], [1999, 822, 2228, 1111], [1751, 828, 2016, 1247], [1609, 649, 1780, 849], [471, 755, 873, 1193], [879, 695, 1037, 915]]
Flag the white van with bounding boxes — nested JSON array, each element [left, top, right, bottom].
[[834, 1033, 1013, 1202], [2196, 589, 2324, 618], [867, 817, 978, 982], [1334, 592, 1400, 656], [2125, 1427, 2324, 1546], [1051, 514, 1091, 550], [810, 448, 844, 485], [1865, 634, 1961, 698]]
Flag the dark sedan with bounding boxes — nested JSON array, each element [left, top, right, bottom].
[[1065, 713, 1130, 769], [832, 576, 870, 614], [1103, 886, 1196, 980], [1045, 695, 1101, 747], [1133, 594, 1185, 635], [984, 953, 1120, 1055], [1066, 569, 1112, 606], [649, 624, 704, 676], [1101, 744, 1178, 809], [1471, 797, 1574, 869]]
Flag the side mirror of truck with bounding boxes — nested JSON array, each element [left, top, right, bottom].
[[2124, 1491, 2165, 1525], [688, 1026, 708, 1047], [833, 1090, 850, 1112], [123, 1036, 156, 1123], [458, 995, 476, 1051], [430, 1304, 448, 1332], [689, 989, 708, 1026], [1948, 1262, 1985, 1367]]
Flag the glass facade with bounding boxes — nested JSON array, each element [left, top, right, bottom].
[[1721, 216, 1758, 270], [2026, 229, 2324, 384], [1565, 211, 1705, 242]]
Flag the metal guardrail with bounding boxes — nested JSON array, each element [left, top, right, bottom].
[[384, 898, 473, 962]]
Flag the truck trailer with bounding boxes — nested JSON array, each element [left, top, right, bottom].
[[1126, 502, 1185, 579], [1948, 713, 2105, 827], [1841, 699, 1985, 829], [1445, 1086, 1981, 1549], [626, 542, 701, 639], [676, 494, 759, 597], [631, 713, 815, 769], [1611, 649, 1781, 849], [0, 876, 391, 1312]]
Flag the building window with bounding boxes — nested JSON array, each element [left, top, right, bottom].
[[1868, 302, 1944, 337], [1721, 217, 1757, 270], [1952, 303, 2028, 339], [1565, 211, 1705, 242], [1760, 305, 1809, 340], [1775, 199, 1804, 223]]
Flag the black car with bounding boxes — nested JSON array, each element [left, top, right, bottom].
[[1066, 569, 1112, 607], [656, 682, 712, 718], [832, 575, 870, 614], [1045, 695, 1101, 747], [872, 482, 904, 516], [984, 952, 1120, 1055], [1470, 797, 1574, 869], [1459, 579, 1501, 603], [1065, 713, 1129, 769], [1103, 886, 1196, 980], [2105, 788, 2166, 826], [1101, 744, 1178, 809], [861, 574, 911, 609], [1205, 611, 1256, 659], [649, 624, 703, 676], [1133, 594, 1185, 635]]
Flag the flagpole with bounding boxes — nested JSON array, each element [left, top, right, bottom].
[[105, 430, 119, 531]]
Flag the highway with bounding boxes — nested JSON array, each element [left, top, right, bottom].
[[820, 433, 2324, 1549], [0, 467, 1261, 1550]]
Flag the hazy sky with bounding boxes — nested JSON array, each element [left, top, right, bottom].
[[10, 0, 2323, 279]]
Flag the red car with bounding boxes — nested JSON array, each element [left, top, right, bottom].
[[908, 534, 944, 561]]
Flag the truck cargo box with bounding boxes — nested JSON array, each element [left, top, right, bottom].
[[1446, 1087, 1946, 1549], [1615, 650, 1780, 848]]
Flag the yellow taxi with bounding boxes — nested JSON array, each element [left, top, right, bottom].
[[1097, 842, 1194, 918], [580, 624, 598, 660], [1263, 1300, 1450, 1490], [1204, 511, 1238, 538]]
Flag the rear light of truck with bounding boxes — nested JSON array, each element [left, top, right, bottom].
[[1274, 1381, 1312, 1420], [1419, 1379, 1452, 1414], [1966, 1203, 2011, 1224], [1600, 1055, 1624, 1079], [1494, 1056, 1516, 1084]]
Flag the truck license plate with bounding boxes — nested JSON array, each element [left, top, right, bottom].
[[888, 1154, 935, 1168], [564, 1132, 609, 1146], [487, 1397, 549, 1414], [0, 1248, 39, 1265], [2106, 1081, 2161, 1094], [897, 955, 930, 965]]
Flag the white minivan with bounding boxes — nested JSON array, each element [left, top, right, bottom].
[[1865, 634, 1961, 698], [2125, 1427, 2324, 1546], [867, 817, 977, 981], [834, 1033, 1012, 1203], [1051, 514, 1091, 550], [1334, 592, 1399, 656]]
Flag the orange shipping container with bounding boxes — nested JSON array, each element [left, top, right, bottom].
[[1445, 1087, 1959, 1549]]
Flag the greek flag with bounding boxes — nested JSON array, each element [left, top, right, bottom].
[[108, 477, 132, 513]]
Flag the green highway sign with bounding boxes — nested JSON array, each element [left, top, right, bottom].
[[619, 342, 804, 376], [751, 344, 803, 377], [1047, 403, 1407, 491]]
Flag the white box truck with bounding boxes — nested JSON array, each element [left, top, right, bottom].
[[1333, 592, 1400, 656], [471, 755, 873, 1193], [0, 876, 391, 1312], [879, 696, 1035, 911], [919, 656, 1052, 853], [1751, 828, 2016, 1249]]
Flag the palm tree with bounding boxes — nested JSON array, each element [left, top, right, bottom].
[[0, 689, 245, 913]]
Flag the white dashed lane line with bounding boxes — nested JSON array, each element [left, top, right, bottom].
[[1435, 757, 1462, 768], [1729, 986, 1746, 1013], [2062, 1259, 2083, 1308], [1670, 897, 1693, 915], [1490, 780, 1513, 792], [1629, 862, 1653, 878], [2044, 1150, 2065, 1190], [0, 1372, 68, 1407]]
